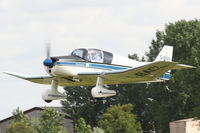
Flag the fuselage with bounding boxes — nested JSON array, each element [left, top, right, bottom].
[[44, 48, 148, 78]]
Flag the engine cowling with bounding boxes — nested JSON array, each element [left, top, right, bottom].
[[91, 86, 116, 98]]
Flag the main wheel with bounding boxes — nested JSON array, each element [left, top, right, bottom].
[[44, 100, 52, 103]]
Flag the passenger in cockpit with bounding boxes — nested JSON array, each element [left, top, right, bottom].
[[90, 50, 102, 61]]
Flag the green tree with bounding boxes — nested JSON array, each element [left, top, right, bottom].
[[37, 107, 64, 133], [12, 107, 28, 123], [5, 121, 37, 133], [128, 53, 139, 61], [92, 127, 104, 133], [61, 81, 148, 129], [75, 118, 92, 133], [128, 53, 145, 61], [61, 86, 118, 127], [98, 104, 142, 133], [5, 107, 37, 133], [144, 19, 200, 133]]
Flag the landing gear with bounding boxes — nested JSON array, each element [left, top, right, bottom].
[[42, 80, 67, 103], [91, 75, 116, 98], [162, 81, 171, 92], [44, 100, 52, 103]]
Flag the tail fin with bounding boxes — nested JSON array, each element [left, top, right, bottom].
[[155, 45, 173, 80], [155, 45, 173, 62], [154, 45, 195, 80]]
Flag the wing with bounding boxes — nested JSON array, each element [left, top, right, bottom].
[[3, 71, 97, 86], [78, 61, 178, 84], [3, 71, 53, 84], [3, 61, 179, 87]]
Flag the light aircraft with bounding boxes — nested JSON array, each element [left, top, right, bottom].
[[3, 45, 195, 103]]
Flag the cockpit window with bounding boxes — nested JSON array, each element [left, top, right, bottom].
[[71, 49, 88, 60], [103, 51, 113, 64], [71, 48, 113, 63], [88, 49, 102, 62]]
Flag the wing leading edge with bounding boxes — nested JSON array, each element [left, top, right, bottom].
[[3, 71, 96, 86]]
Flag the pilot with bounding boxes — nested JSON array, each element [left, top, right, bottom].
[[82, 50, 88, 60], [91, 50, 101, 61]]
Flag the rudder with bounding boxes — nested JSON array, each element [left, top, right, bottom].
[[155, 45, 173, 80]]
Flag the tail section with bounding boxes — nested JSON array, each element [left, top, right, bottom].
[[155, 45, 173, 62], [155, 45, 173, 80]]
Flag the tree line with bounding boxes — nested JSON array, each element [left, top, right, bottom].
[[4, 104, 141, 133], [4, 107, 67, 133], [61, 19, 200, 133]]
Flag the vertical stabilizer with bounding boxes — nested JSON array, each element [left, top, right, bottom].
[[155, 45, 173, 80], [155, 45, 173, 62]]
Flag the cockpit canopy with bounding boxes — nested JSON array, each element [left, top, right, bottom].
[[71, 48, 113, 64]]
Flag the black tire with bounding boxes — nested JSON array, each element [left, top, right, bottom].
[[44, 100, 52, 103]]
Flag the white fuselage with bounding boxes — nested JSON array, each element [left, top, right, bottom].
[[46, 53, 149, 78]]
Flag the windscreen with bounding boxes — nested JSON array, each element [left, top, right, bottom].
[[71, 49, 88, 60]]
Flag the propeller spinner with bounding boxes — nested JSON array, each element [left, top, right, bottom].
[[43, 58, 54, 67]]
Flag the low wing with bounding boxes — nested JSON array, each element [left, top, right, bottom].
[[3, 71, 96, 86], [3, 71, 53, 84], [78, 61, 178, 84], [4, 61, 192, 87]]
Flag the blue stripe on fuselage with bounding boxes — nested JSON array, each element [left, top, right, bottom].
[[56, 62, 86, 67], [89, 63, 128, 70], [56, 62, 129, 70]]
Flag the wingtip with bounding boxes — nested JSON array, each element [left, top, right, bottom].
[[2, 71, 27, 79], [3, 71, 11, 75], [189, 66, 196, 69], [172, 64, 197, 70]]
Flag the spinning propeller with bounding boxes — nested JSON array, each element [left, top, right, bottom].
[[43, 44, 54, 68]]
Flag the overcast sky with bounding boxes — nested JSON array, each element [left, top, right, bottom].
[[1, 0, 200, 120]]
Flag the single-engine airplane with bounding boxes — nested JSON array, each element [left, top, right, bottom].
[[4, 45, 195, 103]]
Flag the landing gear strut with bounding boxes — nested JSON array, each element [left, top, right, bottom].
[[42, 80, 66, 103], [162, 81, 171, 92], [91, 75, 116, 98]]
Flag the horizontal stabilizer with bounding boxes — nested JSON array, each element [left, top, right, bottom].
[[171, 64, 196, 70]]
